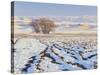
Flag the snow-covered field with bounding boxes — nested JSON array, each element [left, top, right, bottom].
[[11, 35, 97, 74]]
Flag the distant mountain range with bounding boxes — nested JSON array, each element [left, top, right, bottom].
[[12, 16, 97, 34]]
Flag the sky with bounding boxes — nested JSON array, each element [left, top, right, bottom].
[[13, 1, 97, 17]]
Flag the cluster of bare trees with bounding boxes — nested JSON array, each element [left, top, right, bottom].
[[30, 18, 56, 34]]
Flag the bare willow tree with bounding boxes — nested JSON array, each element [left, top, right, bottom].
[[39, 18, 56, 34], [30, 19, 40, 33], [31, 18, 56, 34]]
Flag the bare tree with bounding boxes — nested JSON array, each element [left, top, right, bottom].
[[30, 19, 40, 33], [39, 18, 55, 34], [31, 18, 56, 34]]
